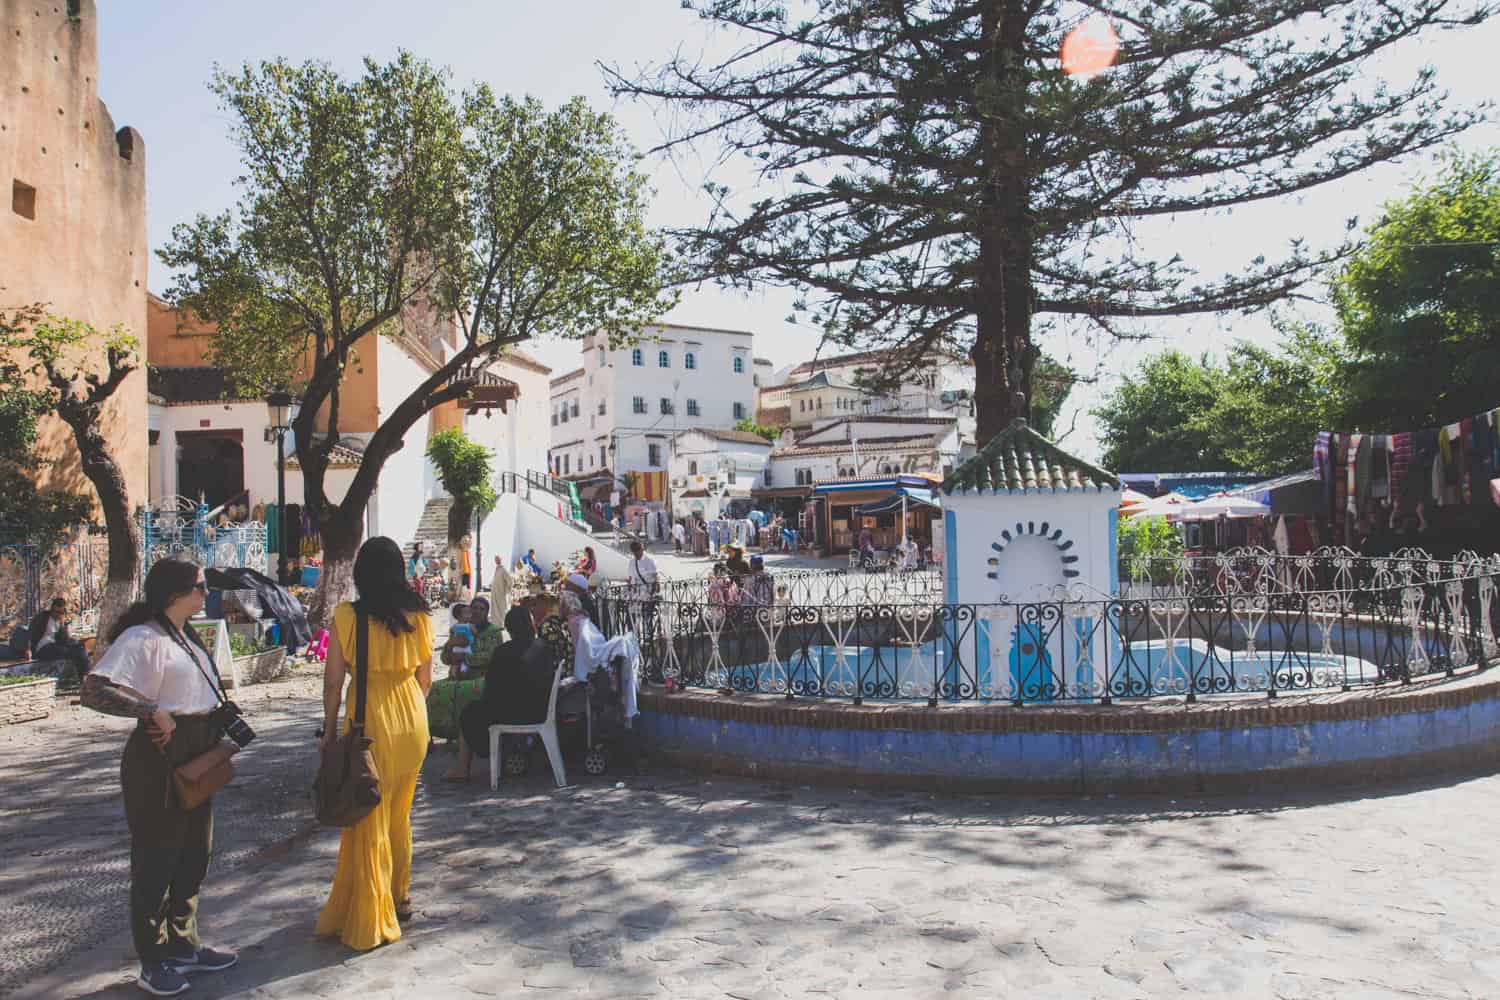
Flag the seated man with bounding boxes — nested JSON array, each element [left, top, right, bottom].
[[446, 607, 558, 781], [30, 597, 89, 681]]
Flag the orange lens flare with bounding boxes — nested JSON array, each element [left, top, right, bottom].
[[1061, 16, 1119, 80]]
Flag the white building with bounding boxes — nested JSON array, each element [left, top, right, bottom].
[[758, 347, 976, 441], [547, 323, 759, 480], [668, 427, 773, 519], [764, 416, 965, 490]]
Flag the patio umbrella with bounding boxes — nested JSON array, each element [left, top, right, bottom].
[[1119, 488, 1152, 507], [1172, 492, 1271, 521], [1122, 491, 1190, 518]]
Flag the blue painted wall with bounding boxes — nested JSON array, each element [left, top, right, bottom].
[[640, 693, 1500, 786]]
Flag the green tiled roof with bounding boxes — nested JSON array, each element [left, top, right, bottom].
[[942, 419, 1119, 495]]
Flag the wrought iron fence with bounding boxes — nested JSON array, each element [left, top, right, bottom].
[[0, 531, 110, 637], [138, 500, 268, 583], [598, 550, 1500, 706]]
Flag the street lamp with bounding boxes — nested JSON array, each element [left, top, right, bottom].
[[266, 390, 294, 574]]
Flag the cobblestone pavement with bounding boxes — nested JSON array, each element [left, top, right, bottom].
[[17, 713, 1500, 1000], [0, 665, 330, 998]]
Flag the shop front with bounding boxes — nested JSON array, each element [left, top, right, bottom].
[[814, 476, 942, 554]]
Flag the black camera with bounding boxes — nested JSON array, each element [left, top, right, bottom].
[[210, 701, 256, 748]]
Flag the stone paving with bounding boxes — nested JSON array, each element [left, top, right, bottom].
[[12, 694, 1500, 1000]]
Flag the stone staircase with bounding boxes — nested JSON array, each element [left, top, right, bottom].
[[414, 497, 453, 554]]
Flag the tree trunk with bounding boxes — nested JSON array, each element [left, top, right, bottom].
[[63, 411, 139, 657], [447, 499, 473, 599], [971, 0, 1034, 449], [307, 512, 361, 629]]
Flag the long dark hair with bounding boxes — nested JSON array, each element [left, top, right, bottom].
[[107, 557, 209, 657], [355, 536, 429, 634]]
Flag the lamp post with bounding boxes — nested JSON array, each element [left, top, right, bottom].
[[266, 390, 294, 573]]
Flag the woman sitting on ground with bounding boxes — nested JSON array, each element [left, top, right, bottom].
[[425, 597, 502, 742], [576, 546, 598, 578]]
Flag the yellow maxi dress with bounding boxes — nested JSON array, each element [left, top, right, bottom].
[[315, 603, 432, 950]]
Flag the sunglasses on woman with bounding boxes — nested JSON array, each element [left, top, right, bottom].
[[191, 581, 209, 593]]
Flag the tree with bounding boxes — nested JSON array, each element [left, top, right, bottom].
[[1094, 325, 1347, 474], [1094, 350, 1226, 472], [1334, 151, 1500, 430], [734, 417, 782, 442], [0, 372, 93, 551], [606, 0, 1494, 446], [426, 427, 498, 563], [1028, 355, 1076, 440], [0, 306, 142, 639], [162, 54, 676, 622]]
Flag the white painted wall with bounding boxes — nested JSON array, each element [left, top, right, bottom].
[[513, 498, 631, 579], [765, 426, 963, 487], [943, 491, 1117, 605], [371, 337, 440, 548]]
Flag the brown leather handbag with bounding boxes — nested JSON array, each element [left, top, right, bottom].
[[173, 741, 239, 810], [313, 606, 382, 827]]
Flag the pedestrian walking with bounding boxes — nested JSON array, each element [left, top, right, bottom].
[[315, 537, 434, 950], [81, 558, 241, 996]]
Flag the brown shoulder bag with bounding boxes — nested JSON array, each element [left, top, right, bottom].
[[313, 605, 382, 827], [167, 625, 240, 811]]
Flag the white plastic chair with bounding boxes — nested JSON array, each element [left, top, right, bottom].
[[489, 660, 570, 790], [847, 549, 861, 570]]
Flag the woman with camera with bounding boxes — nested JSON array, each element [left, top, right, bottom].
[[315, 537, 433, 950], [81, 557, 241, 997]]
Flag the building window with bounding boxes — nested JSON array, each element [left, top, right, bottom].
[[12, 180, 36, 220], [733, 356, 744, 374], [686, 399, 700, 417], [588, 454, 594, 469], [632, 396, 646, 414], [571, 401, 579, 418], [733, 402, 746, 420], [763, 467, 773, 486], [600, 445, 607, 467], [559, 406, 568, 424], [648, 444, 662, 466], [684, 352, 696, 370], [551, 412, 558, 426], [795, 468, 813, 486], [658, 350, 670, 368], [598, 347, 606, 367], [631, 348, 643, 366], [799, 400, 805, 412], [816, 398, 822, 410], [726, 465, 737, 484], [598, 400, 606, 415], [688, 460, 698, 475], [563, 454, 570, 474], [660, 397, 673, 415]]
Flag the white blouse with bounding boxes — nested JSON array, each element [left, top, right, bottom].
[[91, 623, 222, 715]]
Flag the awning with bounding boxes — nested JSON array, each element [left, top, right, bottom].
[[854, 487, 940, 516]]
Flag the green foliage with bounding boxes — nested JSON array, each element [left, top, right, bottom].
[[1334, 151, 1500, 430], [1028, 355, 1075, 440], [227, 631, 266, 658], [733, 418, 781, 442], [1095, 325, 1346, 475], [160, 52, 677, 571], [1117, 514, 1185, 583], [0, 307, 130, 549], [426, 428, 498, 516]]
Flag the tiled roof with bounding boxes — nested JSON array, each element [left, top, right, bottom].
[[496, 347, 552, 375], [772, 431, 944, 458], [681, 428, 775, 447], [287, 438, 366, 470], [942, 419, 1118, 495], [148, 366, 256, 405], [550, 367, 586, 387]]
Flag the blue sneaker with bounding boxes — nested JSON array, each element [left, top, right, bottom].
[[136, 961, 190, 996], [166, 946, 237, 974]]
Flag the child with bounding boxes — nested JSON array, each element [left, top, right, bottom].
[[448, 602, 473, 679]]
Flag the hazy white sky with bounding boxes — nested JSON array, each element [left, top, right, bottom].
[[95, 2, 1500, 460]]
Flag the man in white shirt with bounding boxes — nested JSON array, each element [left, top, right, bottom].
[[671, 519, 686, 553], [628, 541, 659, 599]]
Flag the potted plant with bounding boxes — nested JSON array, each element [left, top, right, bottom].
[[228, 631, 288, 685]]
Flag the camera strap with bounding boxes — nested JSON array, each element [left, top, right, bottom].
[[353, 603, 369, 732], [162, 619, 228, 709]]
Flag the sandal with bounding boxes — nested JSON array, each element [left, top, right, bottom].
[[396, 900, 413, 923]]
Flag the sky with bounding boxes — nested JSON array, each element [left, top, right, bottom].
[[93, 2, 1500, 462]]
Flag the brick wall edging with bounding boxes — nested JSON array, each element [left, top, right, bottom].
[[640, 669, 1500, 735]]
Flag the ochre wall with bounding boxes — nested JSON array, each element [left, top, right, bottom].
[[0, 0, 148, 511], [146, 295, 216, 369]]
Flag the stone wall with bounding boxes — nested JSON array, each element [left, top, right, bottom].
[[0, 678, 54, 726], [0, 0, 149, 511], [638, 669, 1500, 795]]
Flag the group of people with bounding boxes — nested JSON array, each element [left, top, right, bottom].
[[855, 526, 925, 571]]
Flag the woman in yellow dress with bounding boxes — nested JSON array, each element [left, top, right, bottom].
[[315, 536, 433, 949]]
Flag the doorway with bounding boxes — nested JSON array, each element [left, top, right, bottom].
[[176, 430, 245, 509]]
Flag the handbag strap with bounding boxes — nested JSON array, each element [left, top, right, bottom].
[[353, 603, 370, 730]]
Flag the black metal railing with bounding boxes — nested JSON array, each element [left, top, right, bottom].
[[597, 553, 1500, 706]]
